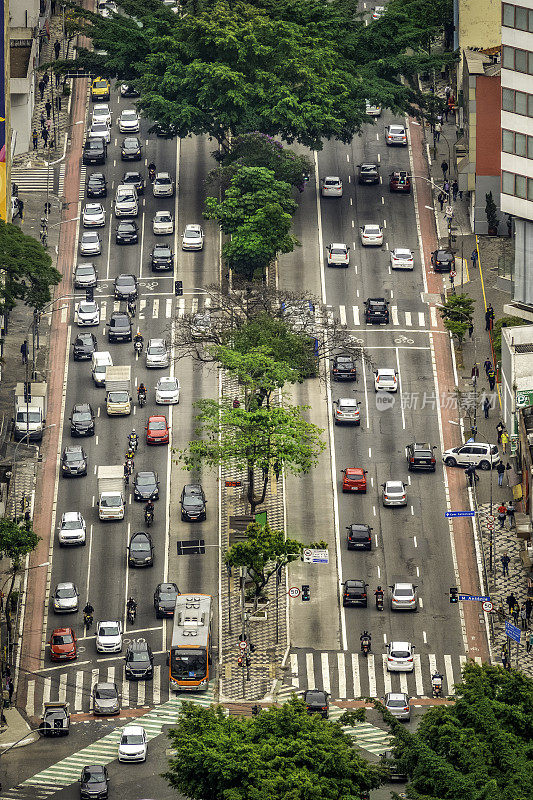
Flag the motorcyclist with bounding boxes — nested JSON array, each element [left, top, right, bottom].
[[145, 499, 155, 520], [375, 586, 384, 607], [360, 630, 371, 651], [83, 602, 94, 616], [148, 162, 156, 181], [129, 429, 138, 450], [127, 597, 137, 614], [124, 462, 130, 484], [431, 671, 443, 685], [134, 331, 144, 348], [127, 297, 136, 317]]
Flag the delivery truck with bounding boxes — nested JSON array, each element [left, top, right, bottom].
[[14, 382, 48, 441], [97, 465, 125, 521], [105, 365, 131, 415]]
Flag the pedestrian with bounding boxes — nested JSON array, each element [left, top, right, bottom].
[[498, 503, 507, 529], [20, 340, 28, 365], [520, 603, 528, 630], [452, 179, 459, 201], [507, 216, 513, 238], [443, 104, 449, 122], [506, 592, 517, 613], [485, 309, 492, 331], [496, 420, 504, 444], [55, 95, 61, 113], [434, 121, 442, 142], [55, 71, 61, 88], [526, 597, 532, 621], [527, 630, 533, 654], [45, 98, 52, 120], [487, 304, 495, 330], [7, 678, 13, 707], [32, 128, 39, 150], [441, 159, 449, 179], [38, 78, 45, 100], [445, 84, 452, 100], [468, 322, 474, 338], [471, 248, 478, 268], [54, 39, 61, 60], [484, 357, 492, 375], [443, 180, 450, 196], [483, 396, 491, 419], [500, 552, 511, 577], [41, 128, 49, 146], [40, 110, 46, 129], [501, 649, 508, 668], [501, 430, 509, 454], [496, 460, 506, 487], [506, 500, 516, 529], [488, 368, 496, 391], [465, 465, 479, 487], [438, 191, 445, 211], [17, 198, 24, 220], [2, 687, 9, 710], [42, 72, 49, 89], [0, 592, 4, 612], [471, 364, 479, 387], [512, 603, 520, 626]]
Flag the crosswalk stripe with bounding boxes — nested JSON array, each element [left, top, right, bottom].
[[137, 681, 145, 705], [351, 653, 360, 697], [474, 656, 482, 666], [153, 666, 160, 704], [428, 653, 437, 678], [414, 654, 424, 695], [290, 653, 298, 688], [418, 311, 425, 327], [139, 299, 147, 314], [367, 653, 376, 697], [43, 677, 51, 705], [306, 651, 314, 690], [191, 297, 198, 315], [100, 301, 107, 322], [152, 299, 159, 318], [405, 311, 412, 326], [321, 652, 330, 695], [339, 305, 347, 326], [337, 652, 346, 698], [12, 168, 54, 193], [165, 298, 172, 318], [59, 673, 67, 703], [444, 654, 454, 694], [75, 670, 83, 711], [107, 665, 115, 684], [459, 654, 466, 674], [382, 655, 391, 693], [352, 305, 360, 326], [122, 679, 129, 707], [399, 671, 408, 694], [430, 306, 437, 327], [177, 297, 185, 318], [391, 306, 399, 325]]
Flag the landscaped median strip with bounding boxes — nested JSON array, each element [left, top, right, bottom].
[[328, 707, 392, 755]]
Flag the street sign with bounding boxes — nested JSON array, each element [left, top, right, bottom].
[[450, 270, 457, 278], [487, 515, 495, 522], [288, 586, 301, 598], [239, 640, 247, 651], [225, 480, 242, 488], [482, 601, 493, 612], [302, 548, 329, 564], [505, 621, 521, 643], [445, 511, 475, 518], [459, 594, 491, 602]]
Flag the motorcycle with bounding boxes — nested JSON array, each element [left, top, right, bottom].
[[148, 166, 156, 182], [128, 434, 138, 452], [431, 675, 443, 698], [127, 605, 136, 625], [134, 339, 143, 355], [375, 593, 384, 611], [138, 391, 146, 408], [145, 507, 154, 527], [84, 612, 93, 628], [360, 636, 371, 657]]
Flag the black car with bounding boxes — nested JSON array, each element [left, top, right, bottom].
[[342, 579, 368, 607], [431, 249, 454, 273], [358, 163, 379, 184], [70, 403, 95, 437], [151, 244, 174, 271], [108, 312, 132, 343], [124, 641, 154, 680], [154, 582, 179, 618], [116, 220, 139, 244], [122, 171, 145, 195], [120, 84, 140, 98], [73, 333, 97, 361], [364, 297, 390, 324], [86, 172, 107, 198], [121, 136, 142, 161], [79, 765, 109, 800], [180, 484, 207, 522], [303, 689, 329, 718], [406, 442, 437, 471], [114, 273, 138, 300], [346, 524, 373, 551], [82, 138, 106, 166], [133, 470, 159, 501], [153, 121, 178, 138], [128, 531, 154, 567], [332, 354, 357, 381], [61, 446, 87, 477]]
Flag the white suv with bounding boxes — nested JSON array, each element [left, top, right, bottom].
[[58, 512, 86, 546], [95, 620, 123, 653], [114, 184, 138, 217], [442, 443, 500, 470], [386, 641, 414, 672]]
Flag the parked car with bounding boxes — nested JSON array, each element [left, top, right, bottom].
[[442, 442, 500, 469], [431, 249, 454, 272], [180, 483, 207, 521]]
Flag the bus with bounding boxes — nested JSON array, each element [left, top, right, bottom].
[[169, 594, 212, 692]]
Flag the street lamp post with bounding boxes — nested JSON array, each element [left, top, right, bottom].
[[43, 119, 84, 228]]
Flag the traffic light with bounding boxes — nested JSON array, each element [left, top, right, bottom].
[[302, 584, 310, 602], [237, 655, 244, 667], [174, 280, 183, 297], [450, 587, 458, 603], [86, 287, 94, 302]]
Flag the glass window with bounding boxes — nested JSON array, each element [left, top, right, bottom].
[[515, 49, 528, 72], [502, 46, 515, 68], [516, 132, 527, 157], [502, 130, 514, 153], [516, 91, 528, 115], [529, 9, 533, 31], [528, 178, 533, 200], [528, 136, 533, 159], [503, 3, 515, 26], [516, 6, 528, 29], [502, 88, 515, 112], [516, 174, 527, 198], [502, 171, 515, 195]]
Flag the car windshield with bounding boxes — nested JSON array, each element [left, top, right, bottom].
[[148, 345, 165, 355], [122, 111, 137, 119], [16, 411, 41, 423], [387, 483, 404, 492], [56, 587, 75, 598], [395, 587, 413, 596], [154, 247, 170, 256], [94, 81, 107, 89], [109, 391, 129, 402], [52, 633, 73, 645], [391, 649, 410, 659], [73, 411, 92, 421], [110, 317, 129, 327], [157, 176, 171, 185], [85, 207, 101, 216], [95, 687, 116, 699], [62, 519, 82, 529], [100, 496, 121, 508], [150, 420, 166, 430], [100, 624, 120, 636], [131, 538, 149, 551], [121, 733, 144, 745], [159, 379, 177, 391], [185, 229, 199, 238], [170, 649, 207, 678], [184, 495, 203, 508], [387, 698, 407, 708], [85, 772, 105, 784], [137, 474, 155, 486], [65, 450, 83, 462], [80, 303, 97, 313], [340, 401, 357, 409], [157, 213, 171, 221], [77, 265, 95, 274]]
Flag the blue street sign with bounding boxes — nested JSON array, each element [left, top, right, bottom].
[[445, 511, 476, 518], [459, 594, 491, 602], [505, 621, 521, 644]]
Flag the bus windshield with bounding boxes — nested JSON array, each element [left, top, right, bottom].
[[170, 648, 207, 680]]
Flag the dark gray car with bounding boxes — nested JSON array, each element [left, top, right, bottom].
[[79, 765, 109, 799], [74, 263, 98, 288], [92, 681, 120, 715]]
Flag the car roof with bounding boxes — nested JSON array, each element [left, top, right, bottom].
[[56, 581, 75, 589], [157, 582, 178, 592], [123, 724, 145, 734], [389, 641, 411, 648], [62, 510, 83, 521], [73, 402, 92, 411], [330, 242, 347, 249], [156, 172, 171, 179], [346, 579, 365, 586], [360, 163, 378, 169], [64, 445, 83, 452], [158, 376, 178, 384], [323, 175, 341, 181], [83, 764, 106, 773], [126, 641, 149, 652], [386, 480, 404, 488], [184, 483, 203, 492], [393, 248, 412, 255], [346, 467, 364, 474], [98, 620, 120, 628], [377, 367, 395, 374], [185, 223, 202, 230]]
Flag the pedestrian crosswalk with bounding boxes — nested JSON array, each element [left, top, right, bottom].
[[331, 304, 429, 329], [58, 164, 86, 200], [328, 706, 392, 754], [12, 167, 54, 194], [280, 648, 471, 700]]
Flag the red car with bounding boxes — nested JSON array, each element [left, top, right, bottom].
[[341, 468, 368, 493], [146, 414, 169, 444], [389, 171, 411, 193], [49, 627, 77, 661]]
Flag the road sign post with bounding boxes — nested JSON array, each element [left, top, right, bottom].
[[459, 594, 491, 602], [288, 586, 300, 599], [445, 510, 476, 518]]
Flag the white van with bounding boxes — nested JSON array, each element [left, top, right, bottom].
[[114, 184, 138, 217], [92, 351, 113, 386]]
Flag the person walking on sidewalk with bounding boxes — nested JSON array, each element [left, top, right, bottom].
[[468, 321, 474, 338], [471, 248, 478, 268], [497, 460, 506, 487], [484, 357, 493, 375], [483, 396, 491, 419], [465, 465, 479, 487], [452, 179, 459, 201], [501, 552, 511, 577], [526, 597, 532, 622], [38, 78, 45, 100], [498, 503, 507, 529], [434, 121, 442, 142], [501, 430, 509, 453], [488, 367, 496, 391], [45, 98, 52, 120], [512, 603, 520, 626], [506, 501, 516, 529], [441, 159, 449, 179], [17, 198, 24, 220], [471, 364, 479, 386], [55, 95, 62, 113], [527, 630, 533, 654], [485, 305, 494, 331], [496, 420, 504, 443], [443, 179, 450, 196], [41, 127, 49, 147], [20, 340, 28, 364], [43, 71, 49, 90], [54, 39, 61, 60], [32, 129, 39, 150], [506, 592, 517, 613], [520, 603, 528, 630], [438, 191, 445, 211]]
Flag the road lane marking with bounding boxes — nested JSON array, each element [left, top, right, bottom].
[[430, 306, 437, 327], [321, 652, 331, 695], [418, 311, 425, 326], [337, 652, 346, 698], [382, 655, 391, 693], [351, 653, 361, 697], [444, 654, 454, 693], [305, 652, 314, 690], [153, 665, 161, 705], [339, 305, 347, 326], [152, 299, 159, 318], [414, 655, 424, 695], [405, 311, 412, 326], [291, 653, 298, 687], [399, 672, 408, 693], [367, 654, 376, 697], [391, 306, 399, 325], [75, 671, 84, 711], [428, 653, 436, 675], [395, 347, 406, 429]]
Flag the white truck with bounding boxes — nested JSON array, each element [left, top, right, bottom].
[[14, 382, 48, 441], [105, 365, 131, 415], [97, 466, 125, 521]]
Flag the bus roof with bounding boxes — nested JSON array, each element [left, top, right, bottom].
[[170, 594, 212, 650]]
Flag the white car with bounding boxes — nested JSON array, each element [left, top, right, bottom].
[[88, 121, 111, 144], [152, 210, 174, 235], [53, 582, 79, 613], [191, 311, 211, 339], [146, 338, 170, 368], [442, 442, 500, 469], [321, 176, 343, 197], [372, 5, 385, 19], [327, 243, 349, 267], [118, 725, 147, 762], [76, 301, 100, 327], [390, 582, 418, 611], [92, 103, 111, 126], [386, 641, 415, 672], [155, 376, 180, 404], [153, 172, 174, 197], [114, 185, 138, 217], [385, 124, 407, 145], [58, 511, 86, 546], [390, 248, 414, 270], [333, 398, 360, 425], [79, 231, 101, 256], [381, 480, 407, 507], [182, 223, 204, 250], [96, 620, 123, 653], [82, 203, 106, 228], [374, 368, 397, 392], [360, 224, 383, 246], [118, 109, 140, 133], [365, 101, 382, 116]]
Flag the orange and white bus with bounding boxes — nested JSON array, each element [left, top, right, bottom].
[[169, 594, 212, 692]]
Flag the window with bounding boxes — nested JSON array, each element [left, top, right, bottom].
[[516, 132, 527, 157], [502, 171, 515, 195], [502, 130, 514, 153], [516, 91, 528, 115], [502, 46, 533, 73], [502, 3, 515, 27], [503, 45, 515, 69], [515, 49, 528, 72], [502, 3, 533, 31], [516, 174, 527, 198], [502, 88, 514, 112], [516, 6, 528, 30], [502, 171, 533, 202], [501, 88, 533, 117]]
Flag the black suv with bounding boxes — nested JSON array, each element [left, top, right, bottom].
[[364, 297, 390, 324], [121, 136, 142, 161], [107, 312, 132, 342], [406, 442, 436, 471], [346, 524, 372, 551], [61, 446, 88, 477], [79, 765, 109, 800], [86, 172, 107, 198], [151, 244, 174, 271], [180, 484, 207, 522], [122, 171, 145, 195], [70, 403, 95, 437], [303, 689, 329, 718], [116, 220, 139, 245], [114, 273, 138, 300], [342, 579, 368, 607], [431, 249, 454, 272], [82, 138, 106, 166], [154, 582, 179, 618], [134, 471, 159, 501], [124, 642, 154, 680], [358, 163, 379, 185], [332, 354, 357, 381], [73, 333, 97, 361]]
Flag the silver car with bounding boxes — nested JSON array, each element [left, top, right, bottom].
[[385, 124, 407, 145], [153, 210, 174, 235], [153, 172, 174, 197], [381, 480, 407, 507], [390, 582, 418, 611], [321, 176, 343, 197], [386, 641, 414, 672], [146, 338, 169, 368], [74, 263, 97, 288], [384, 692, 411, 720], [88, 121, 111, 144], [79, 231, 101, 256], [118, 109, 140, 133], [334, 398, 360, 425], [92, 681, 120, 715], [53, 582, 79, 613], [82, 203, 106, 228], [58, 512, 86, 546]]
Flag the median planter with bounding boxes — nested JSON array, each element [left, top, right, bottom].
[[249, 608, 268, 622]]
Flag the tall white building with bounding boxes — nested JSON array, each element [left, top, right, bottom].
[[501, 0, 533, 312]]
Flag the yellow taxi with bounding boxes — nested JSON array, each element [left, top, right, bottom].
[[91, 77, 110, 101]]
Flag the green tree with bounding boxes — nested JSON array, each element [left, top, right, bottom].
[[390, 662, 533, 800], [164, 697, 383, 800], [212, 345, 303, 407], [214, 132, 312, 189], [0, 517, 40, 638], [439, 293, 475, 344], [177, 398, 325, 511], [0, 220, 61, 313], [231, 314, 318, 378]]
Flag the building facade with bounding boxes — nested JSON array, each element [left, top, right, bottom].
[[500, 325, 533, 451]]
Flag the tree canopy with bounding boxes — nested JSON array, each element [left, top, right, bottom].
[[0, 220, 61, 312], [439, 293, 475, 344]]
